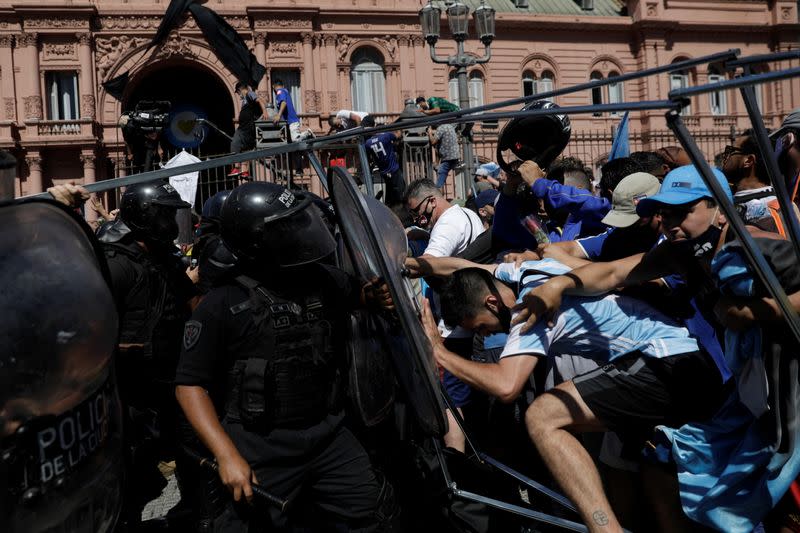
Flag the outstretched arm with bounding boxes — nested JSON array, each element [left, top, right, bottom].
[[422, 299, 537, 403], [404, 255, 496, 278]]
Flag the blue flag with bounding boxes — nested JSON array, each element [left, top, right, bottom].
[[608, 111, 630, 161]]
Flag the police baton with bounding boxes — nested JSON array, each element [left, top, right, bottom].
[[181, 446, 289, 512]]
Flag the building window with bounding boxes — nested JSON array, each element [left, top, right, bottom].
[[670, 69, 691, 116], [271, 69, 302, 114], [350, 47, 386, 113], [522, 70, 555, 100], [591, 71, 626, 116], [46, 71, 79, 121], [468, 71, 485, 107], [708, 71, 727, 116]]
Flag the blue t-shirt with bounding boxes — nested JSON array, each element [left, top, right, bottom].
[[365, 132, 400, 174], [274, 88, 299, 124], [496, 260, 700, 361]]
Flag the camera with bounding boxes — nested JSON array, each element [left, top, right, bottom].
[[124, 100, 171, 133]]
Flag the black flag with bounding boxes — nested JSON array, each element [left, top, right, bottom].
[[102, 0, 265, 101], [188, 3, 265, 88]]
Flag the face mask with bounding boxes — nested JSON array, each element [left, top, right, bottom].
[[688, 207, 722, 263], [490, 304, 512, 333]]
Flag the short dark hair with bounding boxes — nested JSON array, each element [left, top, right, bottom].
[[328, 115, 337, 128], [415, 96, 427, 104], [629, 151, 667, 176], [738, 128, 772, 184], [403, 178, 442, 204], [272, 78, 284, 87], [439, 268, 498, 329], [548, 156, 590, 186], [361, 115, 376, 128], [599, 157, 643, 200], [234, 81, 249, 92]]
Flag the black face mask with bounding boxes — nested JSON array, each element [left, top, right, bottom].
[[688, 211, 723, 265], [490, 304, 513, 333]]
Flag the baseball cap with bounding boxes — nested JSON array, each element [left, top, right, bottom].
[[475, 189, 499, 209], [770, 108, 800, 139], [600, 172, 661, 228], [636, 164, 732, 217], [475, 162, 501, 178]]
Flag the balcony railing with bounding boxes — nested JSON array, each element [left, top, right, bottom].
[[36, 119, 93, 137]]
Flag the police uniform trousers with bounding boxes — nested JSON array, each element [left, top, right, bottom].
[[213, 412, 386, 532]]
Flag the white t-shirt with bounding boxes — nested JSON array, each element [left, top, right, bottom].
[[423, 205, 485, 258], [336, 109, 369, 129]]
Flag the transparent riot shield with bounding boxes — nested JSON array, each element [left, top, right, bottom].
[[327, 166, 447, 437], [0, 201, 123, 533]]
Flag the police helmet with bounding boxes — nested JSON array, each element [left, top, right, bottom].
[[219, 182, 337, 266], [497, 100, 571, 172], [201, 190, 231, 219], [119, 181, 190, 244]]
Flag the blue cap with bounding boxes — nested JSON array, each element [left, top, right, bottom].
[[475, 162, 501, 179], [475, 189, 499, 209], [636, 164, 732, 217]]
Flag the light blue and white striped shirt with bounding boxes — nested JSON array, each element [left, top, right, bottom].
[[496, 259, 700, 361]]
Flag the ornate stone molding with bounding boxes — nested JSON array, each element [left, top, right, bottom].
[[269, 41, 298, 57], [301, 32, 314, 46], [378, 36, 398, 61], [25, 154, 42, 169], [43, 42, 77, 60], [410, 35, 425, 47], [98, 15, 248, 32], [397, 35, 411, 47], [153, 33, 195, 60], [336, 35, 351, 62], [255, 18, 312, 30], [26, 18, 89, 30], [254, 32, 267, 46], [80, 153, 96, 166], [81, 94, 95, 119], [76, 33, 92, 47], [23, 95, 42, 120], [328, 91, 338, 111], [304, 89, 317, 113], [322, 34, 337, 47], [4, 97, 15, 121], [0, 35, 13, 48], [17, 33, 37, 48], [96, 35, 149, 80]]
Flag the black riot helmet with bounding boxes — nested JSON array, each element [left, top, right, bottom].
[[0, 200, 123, 533], [119, 181, 190, 244], [497, 100, 571, 173], [201, 190, 231, 219], [219, 182, 337, 267]]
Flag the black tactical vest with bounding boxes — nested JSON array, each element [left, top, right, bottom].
[[225, 275, 340, 431], [102, 240, 187, 382]]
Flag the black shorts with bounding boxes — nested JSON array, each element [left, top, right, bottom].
[[573, 350, 730, 447]]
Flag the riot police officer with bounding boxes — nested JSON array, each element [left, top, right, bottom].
[[98, 181, 199, 529], [175, 181, 399, 532]]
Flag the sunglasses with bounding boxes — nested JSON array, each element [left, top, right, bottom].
[[721, 145, 744, 160], [409, 195, 434, 218]]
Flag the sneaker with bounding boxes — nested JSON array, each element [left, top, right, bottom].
[[227, 167, 241, 178], [239, 171, 251, 181]]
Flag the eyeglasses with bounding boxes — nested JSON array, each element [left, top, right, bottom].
[[721, 144, 744, 161], [409, 195, 434, 218]]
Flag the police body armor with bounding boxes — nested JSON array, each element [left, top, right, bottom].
[[225, 275, 340, 431]]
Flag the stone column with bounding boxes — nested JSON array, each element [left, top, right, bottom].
[[322, 35, 338, 116], [26, 152, 42, 194], [386, 65, 401, 112], [301, 32, 317, 113], [77, 33, 95, 119], [398, 35, 413, 102], [17, 33, 42, 122], [81, 151, 97, 223], [254, 32, 268, 98], [0, 35, 16, 122], [411, 36, 427, 98]]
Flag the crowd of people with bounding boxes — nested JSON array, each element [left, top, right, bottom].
[[8, 81, 800, 533]]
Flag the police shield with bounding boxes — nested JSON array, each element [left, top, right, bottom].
[[0, 201, 123, 533], [328, 167, 447, 437]]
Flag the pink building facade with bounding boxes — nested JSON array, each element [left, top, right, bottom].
[[0, 0, 797, 198]]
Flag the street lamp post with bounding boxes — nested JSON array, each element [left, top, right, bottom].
[[420, 0, 495, 199]]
